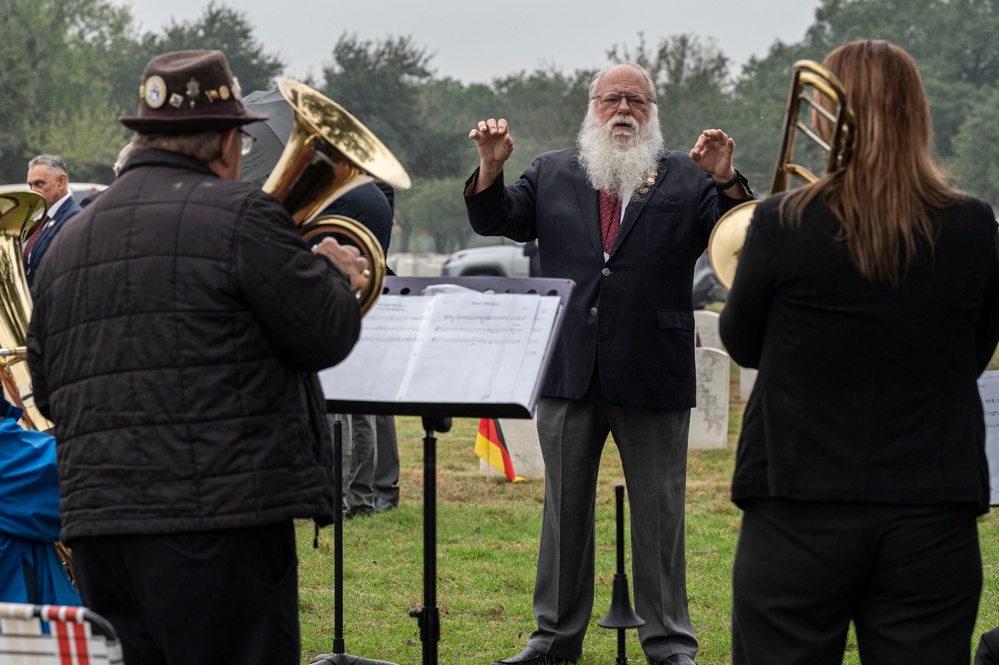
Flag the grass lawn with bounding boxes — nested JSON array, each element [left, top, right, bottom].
[[296, 364, 999, 665]]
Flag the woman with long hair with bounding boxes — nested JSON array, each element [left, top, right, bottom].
[[720, 40, 999, 664]]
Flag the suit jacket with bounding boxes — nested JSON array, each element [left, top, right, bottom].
[[24, 195, 83, 289], [719, 193, 999, 511], [464, 148, 751, 410]]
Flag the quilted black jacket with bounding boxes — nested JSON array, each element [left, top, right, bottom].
[[26, 149, 361, 541]]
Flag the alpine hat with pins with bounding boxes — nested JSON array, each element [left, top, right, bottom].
[[120, 49, 268, 133]]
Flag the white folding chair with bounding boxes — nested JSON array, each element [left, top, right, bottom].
[[0, 603, 124, 664]]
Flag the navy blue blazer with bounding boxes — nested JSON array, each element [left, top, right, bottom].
[[25, 195, 83, 289], [464, 148, 752, 410]]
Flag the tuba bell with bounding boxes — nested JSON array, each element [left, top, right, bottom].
[[0, 190, 51, 431], [708, 60, 855, 289], [262, 80, 411, 315]]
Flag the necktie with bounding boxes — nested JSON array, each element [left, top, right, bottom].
[[23, 216, 50, 262], [598, 191, 622, 254]]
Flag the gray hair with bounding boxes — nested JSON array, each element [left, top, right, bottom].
[[587, 62, 657, 102], [130, 130, 226, 164], [114, 142, 137, 177], [28, 154, 70, 179]]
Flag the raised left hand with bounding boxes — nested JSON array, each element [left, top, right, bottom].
[[689, 129, 736, 182]]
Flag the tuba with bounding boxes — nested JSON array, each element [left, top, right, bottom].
[[0, 191, 75, 583], [708, 60, 855, 289], [262, 79, 411, 315], [0, 191, 50, 431]]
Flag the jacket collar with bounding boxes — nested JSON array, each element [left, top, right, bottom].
[[119, 148, 218, 178]]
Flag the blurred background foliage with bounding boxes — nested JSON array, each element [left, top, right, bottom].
[[1, 0, 997, 253]]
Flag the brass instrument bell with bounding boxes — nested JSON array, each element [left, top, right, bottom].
[[262, 79, 411, 315], [708, 60, 855, 289]]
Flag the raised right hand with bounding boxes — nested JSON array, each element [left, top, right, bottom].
[[469, 118, 514, 190]]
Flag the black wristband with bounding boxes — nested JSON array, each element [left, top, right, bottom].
[[714, 170, 741, 190]]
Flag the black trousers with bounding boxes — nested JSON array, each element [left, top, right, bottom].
[[732, 499, 981, 665], [70, 522, 300, 665]]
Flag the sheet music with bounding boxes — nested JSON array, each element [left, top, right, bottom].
[[325, 296, 428, 401], [319, 290, 561, 411], [977, 370, 999, 505]]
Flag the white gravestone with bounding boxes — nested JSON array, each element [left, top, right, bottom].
[[739, 367, 758, 401], [689, 347, 730, 449], [479, 344, 734, 472], [694, 310, 724, 351]]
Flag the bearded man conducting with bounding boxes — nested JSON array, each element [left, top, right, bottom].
[[464, 62, 753, 665]]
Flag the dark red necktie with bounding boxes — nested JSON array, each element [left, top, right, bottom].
[[598, 191, 622, 254], [23, 216, 49, 261]]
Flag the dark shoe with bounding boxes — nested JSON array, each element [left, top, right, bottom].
[[493, 646, 577, 665], [372, 497, 398, 513], [344, 506, 374, 519], [649, 654, 696, 665]]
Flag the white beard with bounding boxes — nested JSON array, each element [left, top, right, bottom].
[[577, 104, 664, 197]]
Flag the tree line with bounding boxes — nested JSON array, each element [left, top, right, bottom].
[[2, 0, 997, 253]]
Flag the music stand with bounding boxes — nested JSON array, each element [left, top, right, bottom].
[[311, 417, 398, 665], [319, 276, 574, 665]]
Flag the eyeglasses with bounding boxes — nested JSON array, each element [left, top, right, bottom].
[[239, 129, 257, 156], [592, 91, 655, 111]]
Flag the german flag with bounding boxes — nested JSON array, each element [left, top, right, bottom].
[[475, 418, 522, 482]]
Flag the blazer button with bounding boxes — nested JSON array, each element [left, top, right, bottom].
[[590, 307, 598, 316], [601, 267, 611, 277]]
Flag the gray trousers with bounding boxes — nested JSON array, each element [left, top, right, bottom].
[[373, 414, 400, 508], [527, 384, 696, 662], [330, 414, 400, 515], [330, 414, 376, 516]]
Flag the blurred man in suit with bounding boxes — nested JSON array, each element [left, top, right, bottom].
[[24, 154, 83, 288]]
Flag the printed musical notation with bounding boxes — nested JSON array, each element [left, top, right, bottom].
[[319, 287, 562, 415], [978, 370, 999, 506]]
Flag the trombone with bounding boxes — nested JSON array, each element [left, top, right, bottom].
[[708, 60, 855, 289]]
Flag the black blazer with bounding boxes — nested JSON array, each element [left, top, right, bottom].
[[720, 193, 999, 511], [465, 148, 752, 410]]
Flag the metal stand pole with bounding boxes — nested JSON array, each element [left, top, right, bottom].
[[408, 416, 451, 665], [312, 417, 398, 665]]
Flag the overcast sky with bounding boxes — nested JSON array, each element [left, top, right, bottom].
[[112, 0, 823, 84]]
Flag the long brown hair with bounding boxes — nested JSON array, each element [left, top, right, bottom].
[[780, 40, 962, 289]]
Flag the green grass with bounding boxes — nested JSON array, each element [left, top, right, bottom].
[[295, 371, 999, 665]]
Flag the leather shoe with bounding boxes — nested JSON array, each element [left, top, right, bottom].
[[492, 646, 577, 665], [649, 654, 696, 665]]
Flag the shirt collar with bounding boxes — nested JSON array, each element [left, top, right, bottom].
[[47, 193, 72, 218]]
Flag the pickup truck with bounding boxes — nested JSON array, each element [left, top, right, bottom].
[[441, 243, 727, 309], [440, 242, 537, 278]]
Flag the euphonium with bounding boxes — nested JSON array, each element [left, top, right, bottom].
[[0, 190, 50, 431], [263, 79, 411, 315], [707, 60, 855, 289]]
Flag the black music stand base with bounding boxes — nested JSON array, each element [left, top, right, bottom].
[[312, 419, 399, 665]]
